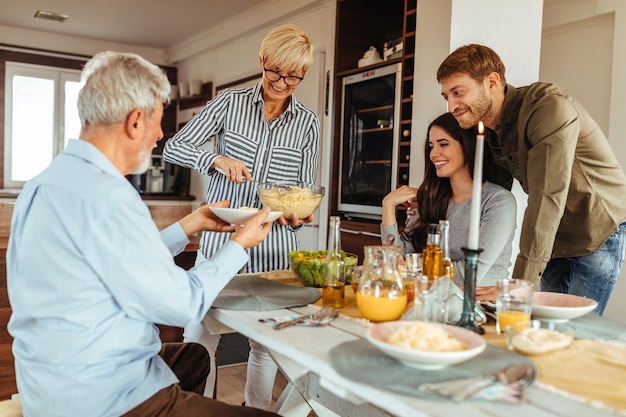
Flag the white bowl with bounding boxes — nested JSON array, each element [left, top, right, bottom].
[[532, 292, 597, 322], [210, 207, 282, 225], [365, 321, 486, 370]]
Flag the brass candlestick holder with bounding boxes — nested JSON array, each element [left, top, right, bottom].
[[455, 247, 485, 334]]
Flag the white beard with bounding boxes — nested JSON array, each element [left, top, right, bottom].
[[132, 151, 152, 175]]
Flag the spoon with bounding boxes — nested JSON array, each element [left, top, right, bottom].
[[273, 307, 338, 330], [450, 363, 533, 401], [418, 363, 533, 401]]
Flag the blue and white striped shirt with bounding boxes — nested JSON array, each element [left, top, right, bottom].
[[163, 82, 320, 272]]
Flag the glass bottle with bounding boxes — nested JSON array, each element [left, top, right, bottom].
[[422, 223, 444, 285], [322, 216, 346, 308], [439, 220, 454, 280], [356, 245, 407, 322]]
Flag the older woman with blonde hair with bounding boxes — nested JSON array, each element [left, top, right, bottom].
[[164, 24, 320, 409]]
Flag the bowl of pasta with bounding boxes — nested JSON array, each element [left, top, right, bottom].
[[365, 321, 486, 369], [256, 182, 325, 219]]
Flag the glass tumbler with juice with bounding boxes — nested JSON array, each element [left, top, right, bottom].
[[404, 253, 422, 305], [496, 278, 534, 333]]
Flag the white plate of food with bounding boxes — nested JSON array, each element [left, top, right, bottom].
[[531, 292, 597, 322], [365, 321, 486, 370], [210, 207, 283, 225]]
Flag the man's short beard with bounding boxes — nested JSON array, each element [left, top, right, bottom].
[[132, 151, 152, 175]]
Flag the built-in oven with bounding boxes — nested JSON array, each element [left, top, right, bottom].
[[338, 63, 402, 219]]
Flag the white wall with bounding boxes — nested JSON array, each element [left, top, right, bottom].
[[170, 0, 336, 250], [411, 0, 543, 286], [410, 0, 543, 182], [541, 0, 626, 320], [0, 24, 167, 65], [410, 0, 625, 320]]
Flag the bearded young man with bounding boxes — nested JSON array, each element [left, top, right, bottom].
[[436, 43, 626, 314]]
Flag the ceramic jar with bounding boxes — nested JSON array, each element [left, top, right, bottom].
[[357, 46, 383, 68]]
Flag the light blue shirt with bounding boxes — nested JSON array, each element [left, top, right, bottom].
[[7, 139, 248, 417]]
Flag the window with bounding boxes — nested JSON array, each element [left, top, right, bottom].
[[4, 62, 81, 188]]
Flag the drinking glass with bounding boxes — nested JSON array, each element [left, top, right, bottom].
[[496, 278, 534, 333], [404, 253, 423, 305], [350, 265, 363, 293], [405, 253, 423, 277], [413, 276, 453, 323]]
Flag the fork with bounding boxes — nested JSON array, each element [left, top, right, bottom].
[[273, 307, 338, 330]]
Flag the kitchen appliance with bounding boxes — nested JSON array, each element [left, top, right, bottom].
[[127, 155, 190, 196], [338, 63, 401, 219]]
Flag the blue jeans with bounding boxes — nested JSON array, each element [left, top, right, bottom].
[[540, 222, 626, 315]]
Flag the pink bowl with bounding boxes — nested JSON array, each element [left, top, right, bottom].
[[532, 292, 597, 322]]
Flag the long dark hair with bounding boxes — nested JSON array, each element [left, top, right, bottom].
[[401, 112, 487, 251]]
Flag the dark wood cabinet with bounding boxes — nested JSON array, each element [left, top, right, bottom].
[[331, 0, 415, 256], [398, 0, 417, 189], [0, 252, 16, 400], [177, 82, 213, 111], [339, 220, 382, 263]]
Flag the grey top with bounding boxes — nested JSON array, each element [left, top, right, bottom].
[[381, 181, 517, 286]]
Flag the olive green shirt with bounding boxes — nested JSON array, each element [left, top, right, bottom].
[[489, 82, 626, 282]]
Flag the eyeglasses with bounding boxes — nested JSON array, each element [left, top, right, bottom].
[[263, 68, 304, 86], [261, 57, 303, 86]]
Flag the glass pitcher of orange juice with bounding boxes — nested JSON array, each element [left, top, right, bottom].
[[356, 245, 407, 322]]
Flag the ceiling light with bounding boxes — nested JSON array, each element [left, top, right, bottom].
[[34, 10, 69, 23]]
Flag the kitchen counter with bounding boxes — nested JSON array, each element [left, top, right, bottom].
[[0, 234, 197, 255]]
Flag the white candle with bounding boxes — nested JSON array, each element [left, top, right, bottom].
[[467, 121, 485, 250]]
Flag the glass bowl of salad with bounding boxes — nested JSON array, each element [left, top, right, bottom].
[[289, 250, 358, 287]]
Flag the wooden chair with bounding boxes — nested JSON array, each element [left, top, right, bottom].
[[0, 395, 21, 417]]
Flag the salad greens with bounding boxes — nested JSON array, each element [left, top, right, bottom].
[[290, 250, 358, 287]]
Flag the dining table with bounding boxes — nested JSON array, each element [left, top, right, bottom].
[[203, 271, 626, 417]]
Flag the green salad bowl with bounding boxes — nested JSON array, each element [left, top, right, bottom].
[[289, 250, 358, 288]]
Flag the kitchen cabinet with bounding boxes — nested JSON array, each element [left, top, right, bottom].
[[177, 81, 212, 110], [339, 220, 381, 263]]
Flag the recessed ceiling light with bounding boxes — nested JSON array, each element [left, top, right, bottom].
[[34, 10, 69, 23]]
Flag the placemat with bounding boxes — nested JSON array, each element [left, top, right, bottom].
[[569, 314, 626, 341], [212, 274, 321, 310], [529, 339, 626, 413], [329, 339, 536, 402]]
